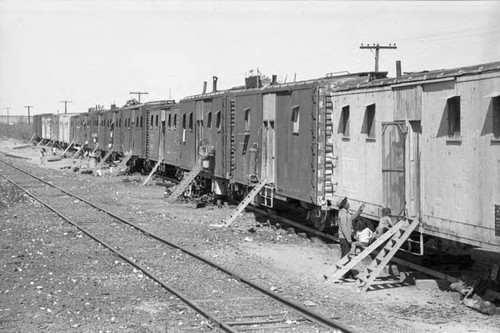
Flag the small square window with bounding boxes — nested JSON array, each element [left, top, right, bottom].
[[207, 112, 212, 128], [447, 96, 461, 138], [291, 106, 300, 134]]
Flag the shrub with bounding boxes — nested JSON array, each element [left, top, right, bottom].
[[0, 123, 35, 142]]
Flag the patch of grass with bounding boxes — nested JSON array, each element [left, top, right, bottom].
[[0, 123, 34, 142]]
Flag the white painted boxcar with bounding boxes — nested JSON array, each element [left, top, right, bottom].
[[323, 61, 500, 250]]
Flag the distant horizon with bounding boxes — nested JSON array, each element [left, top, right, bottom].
[[1, 0, 499, 116]]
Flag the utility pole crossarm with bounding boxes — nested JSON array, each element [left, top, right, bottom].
[[130, 91, 149, 104], [360, 43, 397, 72], [60, 100, 73, 114]]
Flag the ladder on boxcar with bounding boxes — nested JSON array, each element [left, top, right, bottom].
[[323, 219, 419, 292], [223, 178, 268, 227], [165, 159, 204, 203]]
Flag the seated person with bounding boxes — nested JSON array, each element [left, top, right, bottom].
[[374, 207, 394, 238], [350, 219, 373, 254]]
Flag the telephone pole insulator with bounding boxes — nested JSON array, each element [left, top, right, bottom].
[[360, 43, 397, 72], [130, 91, 149, 103]]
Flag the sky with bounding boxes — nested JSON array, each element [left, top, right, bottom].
[[1, 0, 499, 116]]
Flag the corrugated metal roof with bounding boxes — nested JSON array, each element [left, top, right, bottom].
[[330, 61, 500, 93]]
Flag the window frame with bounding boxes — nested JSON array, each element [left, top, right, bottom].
[[216, 110, 222, 132], [365, 103, 376, 140], [291, 105, 300, 135], [447, 96, 461, 140], [340, 105, 350, 138]]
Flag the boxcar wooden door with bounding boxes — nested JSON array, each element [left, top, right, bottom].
[[382, 122, 406, 215], [262, 94, 276, 184]]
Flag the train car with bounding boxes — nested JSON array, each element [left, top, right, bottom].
[[321, 61, 500, 251], [164, 102, 181, 166], [41, 114, 53, 141], [179, 86, 230, 184], [142, 100, 177, 163], [70, 114, 81, 146], [33, 113, 52, 141], [110, 102, 145, 157], [57, 113, 77, 146]]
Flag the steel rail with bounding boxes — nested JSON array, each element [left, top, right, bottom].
[[0, 159, 355, 333], [0, 166, 236, 332]]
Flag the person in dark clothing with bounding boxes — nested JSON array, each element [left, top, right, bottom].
[[337, 197, 365, 279]]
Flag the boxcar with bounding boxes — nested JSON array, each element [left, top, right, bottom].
[[41, 114, 53, 141], [323, 61, 500, 251]]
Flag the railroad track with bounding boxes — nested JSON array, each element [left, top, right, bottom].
[[0, 157, 354, 333]]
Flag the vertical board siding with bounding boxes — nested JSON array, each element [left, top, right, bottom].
[[394, 85, 422, 120]]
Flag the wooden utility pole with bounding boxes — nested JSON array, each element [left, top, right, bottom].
[[60, 100, 73, 114], [360, 43, 397, 72], [130, 91, 149, 103], [24, 105, 33, 125], [4, 107, 11, 124]]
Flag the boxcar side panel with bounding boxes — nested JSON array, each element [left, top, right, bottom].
[[420, 73, 500, 250]]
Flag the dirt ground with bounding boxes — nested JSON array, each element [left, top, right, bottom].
[[1, 139, 500, 333]]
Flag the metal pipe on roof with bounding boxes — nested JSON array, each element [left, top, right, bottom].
[[212, 76, 218, 92], [396, 60, 402, 79]]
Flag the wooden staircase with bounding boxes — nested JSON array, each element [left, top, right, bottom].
[[165, 159, 203, 203], [95, 150, 113, 169], [223, 179, 267, 227], [142, 160, 162, 186], [323, 219, 419, 292], [110, 150, 133, 176]]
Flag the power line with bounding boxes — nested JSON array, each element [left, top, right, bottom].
[[360, 43, 397, 72], [60, 100, 73, 114], [24, 105, 33, 125], [396, 25, 500, 43]]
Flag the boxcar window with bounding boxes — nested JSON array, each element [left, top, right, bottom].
[[291, 106, 300, 134], [150, 115, 154, 128], [447, 96, 461, 138], [207, 112, 212, 128], [244, 108, 251, 133], [340, 105, 350, 137], [140, 116, 143, 128], [492, 96, 500, 139], [216, 111, 222, 130], [182, 114, 186, 129], [363, 104, 376, 139], [136, 116, 139, 128], [155, 115, 159, 128], [167, 113, 172, 129], [174, 114, 177, 129], [189, 112, 193, 131]]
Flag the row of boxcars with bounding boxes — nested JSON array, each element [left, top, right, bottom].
[[33, 61, 500, 251]]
